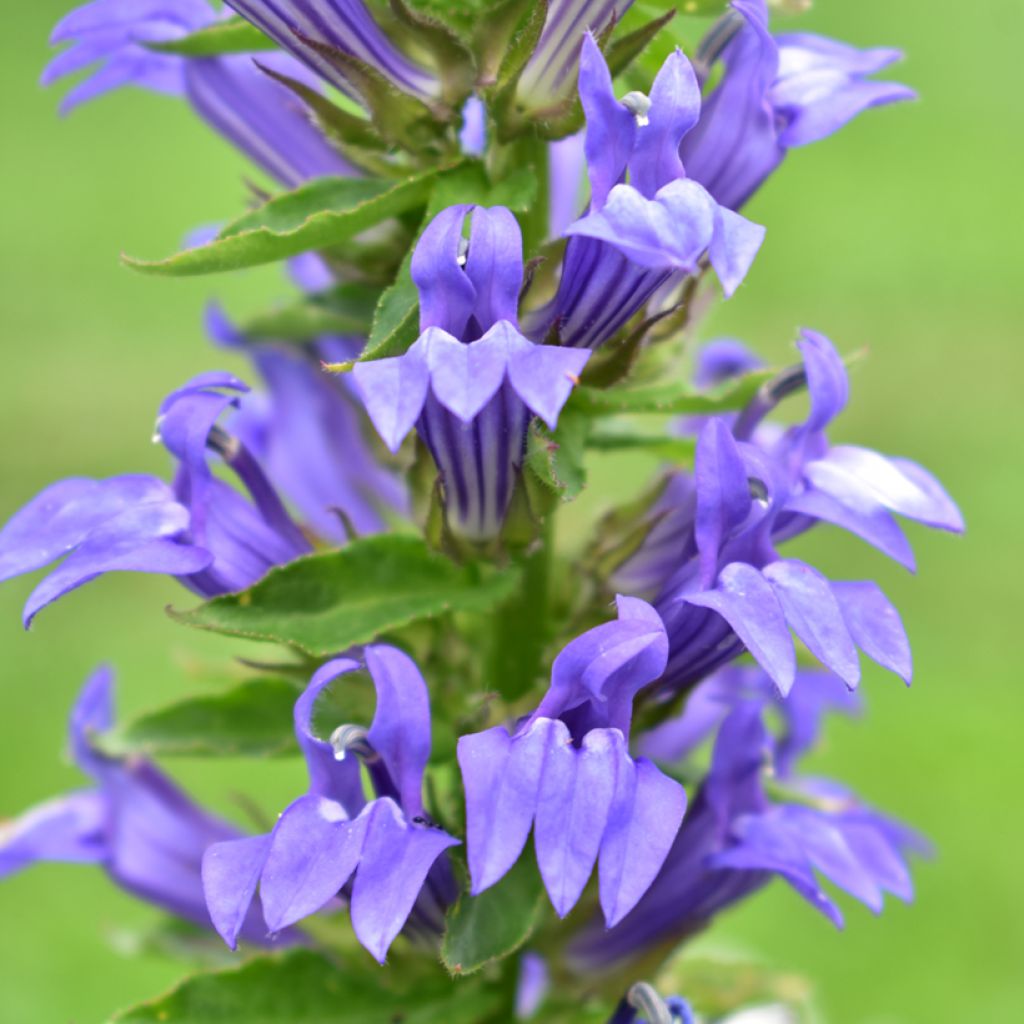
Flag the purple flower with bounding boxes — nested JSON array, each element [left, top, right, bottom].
[[458, 597, 686, 926], [0, 373, 310, 625], [568, 669, 927, 971], [548, 130, 587, 239], [0, 666, 274, 945], [202, 646, 459, 963], [515, 0, 634, 116], [353, 206, 590, 541], [681, 1, 916, 211], [529, 35, 765, 350], [616, 330, 962, 696], [156, 372, 313, 596], [222, 0, 440, 102], [207, 305, 408, 543], [44, 1, 354, 187]]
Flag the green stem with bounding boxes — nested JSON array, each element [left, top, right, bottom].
[[486, 131, 549, 257], [486, 519, 554, 704]]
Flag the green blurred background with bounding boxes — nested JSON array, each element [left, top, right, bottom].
[[1, 2, 1020, 1021]]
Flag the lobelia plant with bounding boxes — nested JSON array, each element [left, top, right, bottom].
[[0, 0, 962, 1021]]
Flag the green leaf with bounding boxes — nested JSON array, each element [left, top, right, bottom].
[[109, 949, 503, 1023], [524, 411, 590, 503], [441, 853, 546, 977], [145, 18, 275, 57], [125, 170, 448, 277], [255, 62, 387, 154], [387, 0, 477, 105], [605, 8, 678, 80], [240, 284, 381, 341], [363, 270, 420, 362], [296, 38, 455, 151], [570, 369, 773, 415], [172, 535, 522, 657], [95, 677, 300, 759], [472, 0, 545, 85]]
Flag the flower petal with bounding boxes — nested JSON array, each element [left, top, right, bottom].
[[786, 485, 916, 571], [458, 719, 561, 895], [566, 180, 715, 272], [534, 728, 619, 918], [708, 202, 766, 297], [831, 580, 912, 684], [350, 798, 459, 963], [577, 33, 636, 209], [599, 753, 687, 927], [797, 329, 849, 432], [294, 658, 364, 810], [805, 445, 948, 525], [259, 795, 365, 934], [423, 327, 509, 423], [465, 207, 524, 330], [628, 49, 699, 198], [695, 420, 752, 586], [365, 644, 433, 817], [24, 503, 211, 627], [763, 560, 860, 688], [0, 790, 106, 878], [684, 563, 797, 695], [202, 835, 272, 950], [352, 342, 430, 453], [0, 475, 174, 582], [506, 334, 590, 430], [411, 205, 476, 334]]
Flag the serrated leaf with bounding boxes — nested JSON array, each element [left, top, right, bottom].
[[363, 271, 421, 361], [387, 0, 476, 104], [297, 36, 455, 151], [525, 412, 590, 502], [241, 284, 381, 341], [125, 170, 448, 277], [255, 62, 387, 153], [108, 949, 503, 1023], [441, 853, 546, 977], [473, 0, 544, 85], [146, 17, 275, 57], [96, 677, 300, 759], [605, 8, 677, 78], [492, 0, 550, 93], [171, 535, 522, 657], [571, 369, 772, 415]]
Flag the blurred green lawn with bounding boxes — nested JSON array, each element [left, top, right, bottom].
[[1, 2, 1021, 1021]]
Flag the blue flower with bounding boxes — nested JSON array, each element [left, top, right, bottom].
[[206, 304, 408, 542], [45, 0, 354, 186], [0, 666, 278, 945], [0, 373, 311, 624], [459, 597, 686, 925], [682, 0, 915, 211], [615, 331, 962, 696], [568, 667, 928, 972], [354, 206, 590, 540], [530, 35, 765, 351], [202, 646, 459, 963]]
